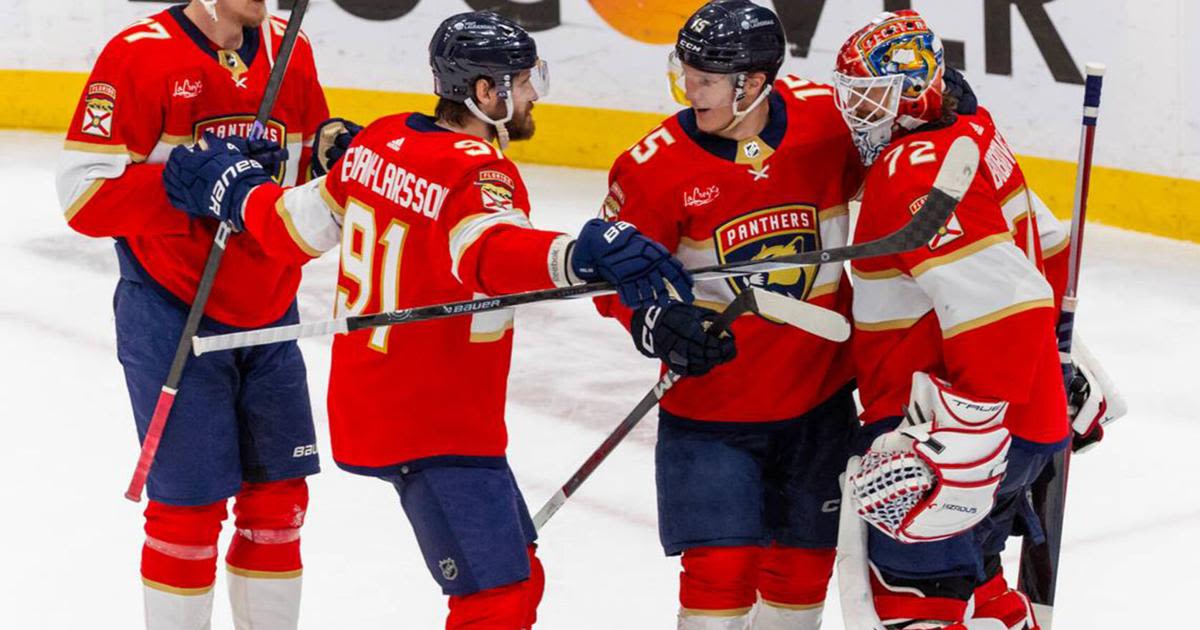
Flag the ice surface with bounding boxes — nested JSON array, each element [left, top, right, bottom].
[[2, 131, 1196, 628]]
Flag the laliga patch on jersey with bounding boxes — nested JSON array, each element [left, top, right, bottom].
[[910, 195, 964, 250], [715, 204, 821, 302], [81, 82, 117, 139], [480, 182, 514, 212]]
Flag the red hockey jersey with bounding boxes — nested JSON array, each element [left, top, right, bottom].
[[850, 114, 1069, 444], [57, 6, 328, 327], [244, 112, 575, 472], [965, 106, 1071, 308], [596, 77, 864, 423]]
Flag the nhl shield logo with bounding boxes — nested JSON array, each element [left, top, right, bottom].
[[439, 557, 459, 581], [715, 205, 821, 302]]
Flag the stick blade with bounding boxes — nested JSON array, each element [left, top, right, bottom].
[[748, 288, 851, 342], [934, 136, 980, 202]]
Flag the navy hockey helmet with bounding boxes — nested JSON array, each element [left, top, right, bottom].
[[675, 0, 786, 82], [429, 11, 539, 103]]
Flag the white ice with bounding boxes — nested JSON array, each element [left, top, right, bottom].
[[1, 131, 1196, 628]]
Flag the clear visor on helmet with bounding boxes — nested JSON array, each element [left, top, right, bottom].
[[529, 58, 550, 100], [667, 50, 736, 107], [832, 72, 904, 131]]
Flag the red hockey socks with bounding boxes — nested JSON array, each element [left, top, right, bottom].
[[226, 479, 308, 630], [678, 546, 760, 626], [141, 499, 227, 629], [446, 545, 544, 630], [754, 545, 835, 628]]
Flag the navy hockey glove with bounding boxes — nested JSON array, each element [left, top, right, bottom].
[[943, 66, 979, 115], [571, 219, 695, 309], [311, 117, 362, 178], [630, 303, 736, 377], [245, 137, 289, 179], [163, 132, 271, 232]]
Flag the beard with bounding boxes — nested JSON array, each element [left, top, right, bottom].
[[506, 106, 536, 141]]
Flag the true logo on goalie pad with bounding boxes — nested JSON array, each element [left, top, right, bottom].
[[714, 205, 820, 303], [81, 83, 117, 139]]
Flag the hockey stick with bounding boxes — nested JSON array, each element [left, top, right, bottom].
[[123, 0, 312, 502], [533, 287, 826, 531], [533, 138, 980, 532], [1017, 62, 1106, 628], [190, 136, 980, 356]]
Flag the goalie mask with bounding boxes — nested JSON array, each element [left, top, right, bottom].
[[832, 10, 945, 165]]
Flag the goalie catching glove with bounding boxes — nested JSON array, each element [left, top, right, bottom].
[[849, 372, 1011, 543]]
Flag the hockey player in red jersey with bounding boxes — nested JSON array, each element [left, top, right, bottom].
[[832, 11, 1069, 629], [161, 11, 695, 629], [594, 3, 864, 628], [940, 66, 1123, 448], [55, 1, 327, 628]]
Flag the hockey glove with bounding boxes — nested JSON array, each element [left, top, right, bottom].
[[163, 132, 271, 232], [630, 303, 736, 376], [245, 137, 289, 180], [849, 372, 1011, 543], [1067, 338, 1127, 453], [311, 117, 362, 178], [571, 219, 695, 309]]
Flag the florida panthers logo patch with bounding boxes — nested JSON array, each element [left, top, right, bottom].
[[81, 83, 117, 139], [714, 205, 821, 302]]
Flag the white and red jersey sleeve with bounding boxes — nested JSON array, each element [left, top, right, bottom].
[[57, 25, 189, 238], [852, 120, 1068, 443]]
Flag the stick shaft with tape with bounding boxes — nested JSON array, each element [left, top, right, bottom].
[[124, 0, 312, 502], [1018, 62, 1105, 628]]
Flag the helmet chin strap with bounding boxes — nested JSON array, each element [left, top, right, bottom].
[[719, 73, 773, 134], [200, 0, 219, 21], [464, 75, 515, 150]]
